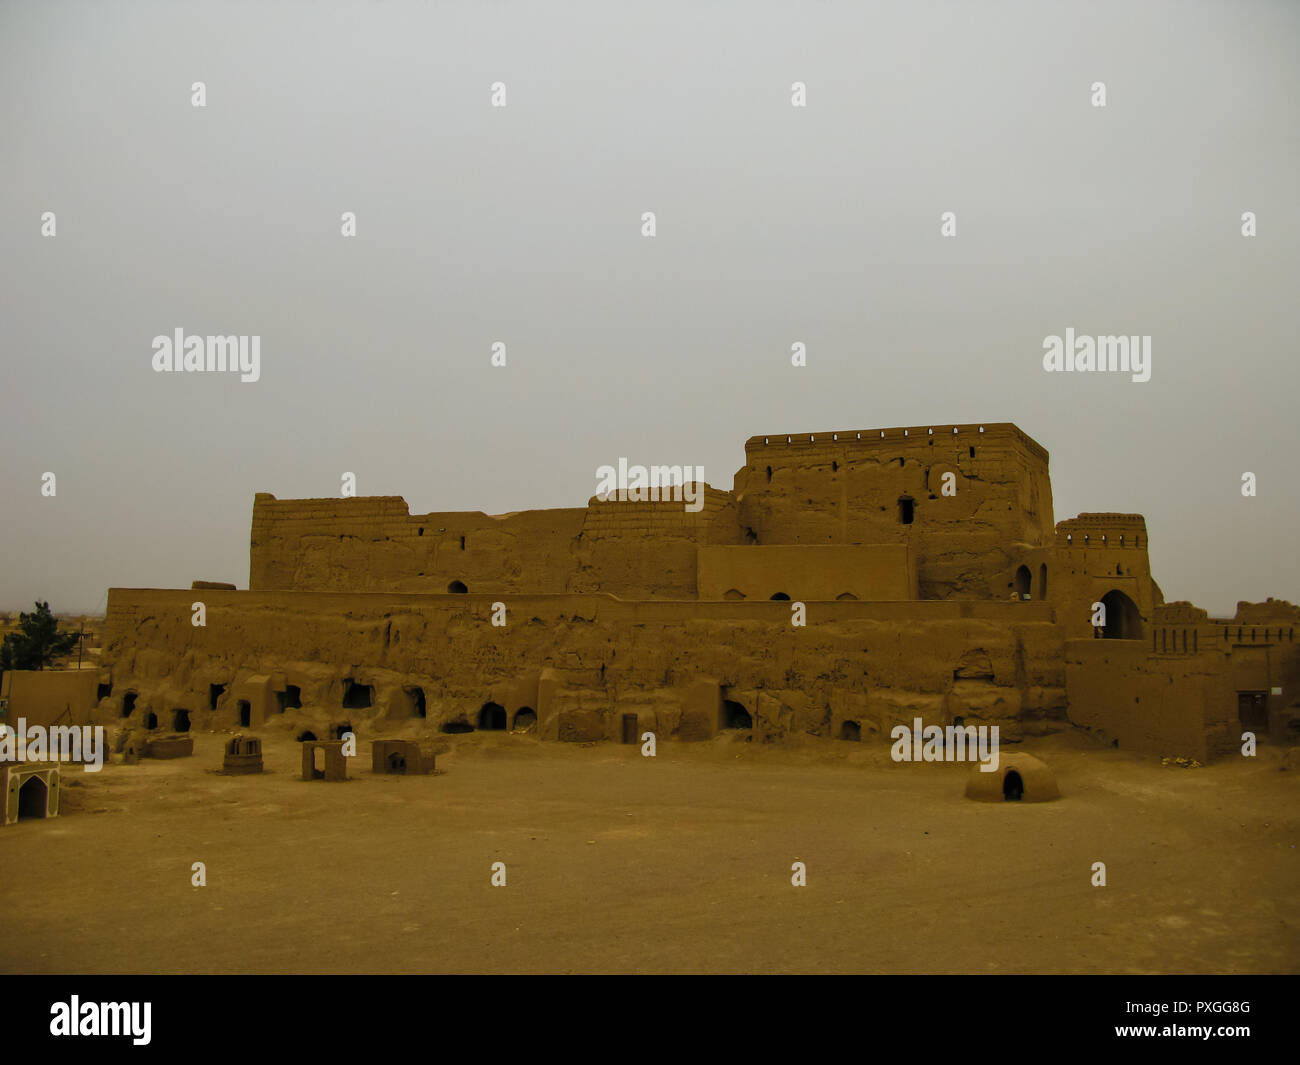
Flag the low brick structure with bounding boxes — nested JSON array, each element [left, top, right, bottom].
[[145, 734, 193, 759], [222, 735, 263, 774], [302, 740, 347, 781], [371, 739, 434, 775]]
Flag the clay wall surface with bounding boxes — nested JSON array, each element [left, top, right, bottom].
[[735, 424, 1054, 600], [696, 544, 917, 602], [250, 489, 742, 600], [250, 494, 588, 595], [99, 587, 1067, 747], [1063, 639, 1237, 761], [569, 487, 742, 599], [0, 669, 103, 727]]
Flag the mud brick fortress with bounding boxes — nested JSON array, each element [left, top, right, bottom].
[[58, 422, 1297, 761]]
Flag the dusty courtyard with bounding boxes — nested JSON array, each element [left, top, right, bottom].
[[1, 731, 1296, 974]]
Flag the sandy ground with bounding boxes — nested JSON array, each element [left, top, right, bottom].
[[1, 730, 1296, 974]]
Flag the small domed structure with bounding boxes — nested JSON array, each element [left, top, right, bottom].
[[965, 752, 1059, 803]]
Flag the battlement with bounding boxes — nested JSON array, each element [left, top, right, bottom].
[[1056, 514, 1148, 548], [744, 423, 1049, 465]]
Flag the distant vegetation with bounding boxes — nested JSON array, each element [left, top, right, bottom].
[[0, 601, 81, 671]]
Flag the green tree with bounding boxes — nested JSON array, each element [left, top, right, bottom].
[[0, 602, 81, 671]]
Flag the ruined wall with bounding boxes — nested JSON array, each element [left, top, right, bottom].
[[1063, 639, 1236, 762], [99, 588, 1068, 747], [735, 423, 1054, 600], [1208, 601, 1300, 742], [568, 487, 742, 599], [249, 494, 589, 596], [696, 545, 917, 602], [249, 489, 742, 600]]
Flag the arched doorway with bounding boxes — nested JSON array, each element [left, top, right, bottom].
[[1003, 770, 1024, 801], [770, 592, 790, 601], [172, 709, 190, 732], [17, 776, 48, 820], [447, 580, 468, 594], [1100, 589, 1143, 639], [512, 707, 537, 732], [477, 702, 507, 730], [723, 700, 752, 729], [840, 721, 861, 741], [1014, 566, 1032, 600]]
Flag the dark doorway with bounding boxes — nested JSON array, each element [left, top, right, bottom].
[[477, 702, 507, 730], [144, 712, 158, 730], [277, 685, 302, 712], [297, 730, 317, 742], [405, 687, 427, 719], [209, 684, 226, 711], [172, 709, 191, 732], [333, 722, 353, 741], [1003, 770, 1024, 801], [238, 700, 251, 728], [898, 497, 915, 525], [621, 713, 638, 745], [447, 580, 468, 594], [723, 700, 752, 729], [387, 752, 406, 772], [441, 720, 474, 734], [97, 682, 113, 701], [1014, 566, 1032, 600], [1237, 691, 1269, 732], [1039, 564, 1048, 599], [513, 707, 537, 732], [121, 691, 137, 718], [342, 681, 373, 709], [17, 776, 48, 820], [770, 592, 790, 601], [1100, 589, 1143, 639], [841, 721, 861, 742]]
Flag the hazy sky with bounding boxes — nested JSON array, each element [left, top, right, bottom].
[[2, 0, 1297, 617]]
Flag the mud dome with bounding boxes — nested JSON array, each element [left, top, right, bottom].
[[964, 752, 1061, 803]]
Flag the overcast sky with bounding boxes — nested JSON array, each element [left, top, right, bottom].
[[1, 0, 1297, 617]]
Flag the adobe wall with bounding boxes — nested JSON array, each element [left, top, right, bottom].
[[735, 424, 1055, 600], [696, 545, 917, 602], [249, 488, 742, 599], [1063, 639, 1237, 762], [98, 588, 1068, 747], [0, 669, 104, 728], [249, 494, 589, 595], [568, 487, 743, 599]]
